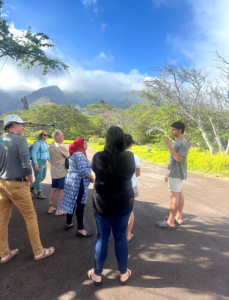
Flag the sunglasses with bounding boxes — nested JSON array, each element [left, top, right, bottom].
[[43, 134, 48, 136]]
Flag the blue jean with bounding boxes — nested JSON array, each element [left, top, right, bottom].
[[94, 204, 133, 276]]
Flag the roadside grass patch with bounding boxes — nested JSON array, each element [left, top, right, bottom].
[[26, 138, 74, 145]]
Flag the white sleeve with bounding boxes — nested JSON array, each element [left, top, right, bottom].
[[134, 154, 140, 168]]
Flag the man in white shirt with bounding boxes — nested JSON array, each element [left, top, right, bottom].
[[124, 134, 140, 242]]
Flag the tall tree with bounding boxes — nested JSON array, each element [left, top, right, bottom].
[[0, 0, 68, 75]]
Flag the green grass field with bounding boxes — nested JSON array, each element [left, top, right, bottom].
[[90, 143, 229, 178], [26, 138, 74, 145]]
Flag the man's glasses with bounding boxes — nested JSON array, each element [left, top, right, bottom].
[[43, 134, 48, 136]]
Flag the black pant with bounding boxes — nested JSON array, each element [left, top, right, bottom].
[[66, 178, 85, 230]]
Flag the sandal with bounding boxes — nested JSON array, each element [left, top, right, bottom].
[[87, 268, 103, 286], [1, 249, 19, 264], [165, 216, 184, 225], [64, 223, 74, 231], [120, 269, 131, 285], [34, 247, 55, 261], [127, 234, 133, 242], [155, 220, 175, 229], [47, 208, 56, 214]]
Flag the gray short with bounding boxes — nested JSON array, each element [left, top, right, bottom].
[[168, 177, 183, 192], [133, 185, 139, 198]]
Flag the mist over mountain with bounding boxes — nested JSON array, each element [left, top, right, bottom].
[[0, 86, 143, 114]]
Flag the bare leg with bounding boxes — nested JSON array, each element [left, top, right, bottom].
[[175, 190, 184, 222], [55, 189, 65, 215], [126, 210, 134, 240], [167, 192, 179, 226], [48, 188, 57, 213]]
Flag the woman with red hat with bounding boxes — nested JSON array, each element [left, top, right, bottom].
[[60, 138, 94, 237]]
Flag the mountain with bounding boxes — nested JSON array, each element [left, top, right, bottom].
[[0, 86, 143, 114]]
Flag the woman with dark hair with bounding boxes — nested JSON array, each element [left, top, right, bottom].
[[87, 126, 135, 286], [59, 138, 94, 236]]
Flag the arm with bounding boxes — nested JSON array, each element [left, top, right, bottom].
[[18, 139, 33, 184], [163, 138, 184, 162], [136, 168, 140, 177], [59, 145, 70, 158], [75, 153, 93, 179], [31, 141, 40, 166], [46, 142, 51, 163]]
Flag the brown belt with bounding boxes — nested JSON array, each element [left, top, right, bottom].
[[7, 178, 27, 182]]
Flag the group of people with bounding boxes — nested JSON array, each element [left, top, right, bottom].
[[0, 114, 189, 286]]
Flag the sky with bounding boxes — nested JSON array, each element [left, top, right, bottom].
[[0, 0, 229, 93]]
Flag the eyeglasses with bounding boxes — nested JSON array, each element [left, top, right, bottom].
[[43, 134, 48, 136]]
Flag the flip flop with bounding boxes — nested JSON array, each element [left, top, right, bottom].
[[34, 247, 55, 261], [165, 216, 184, 225], [1, 249, 19, 264], [87, 268, 103, 286], [120, 269, 131, 285], [47, 208, 56, 214], [155, 220, 175, 229]]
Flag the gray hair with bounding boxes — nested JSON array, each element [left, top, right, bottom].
[[52, 130, 61, 139]]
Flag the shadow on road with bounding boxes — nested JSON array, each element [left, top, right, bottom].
[[0, 186, 229, 300]]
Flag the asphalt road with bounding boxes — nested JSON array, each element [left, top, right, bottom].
[[1, 148, 229, 300]]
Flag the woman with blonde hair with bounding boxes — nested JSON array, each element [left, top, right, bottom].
[[30, 130, 50, 199]]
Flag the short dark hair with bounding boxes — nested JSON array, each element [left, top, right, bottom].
[[5, 122, 14, 132], [124, 134, 134, 147], [171, 121, 185, 134]]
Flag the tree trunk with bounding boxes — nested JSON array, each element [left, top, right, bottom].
[[209, 116, 224, 153], [198, 122, 214, 155], [226, 139, 229, 155]]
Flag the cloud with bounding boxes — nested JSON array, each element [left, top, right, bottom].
[[101, 23, 106, 32], [81, 0, 97, 8], [166, 0, 229, 67], [97, 52, 113, 62], [151, 0, 175, 8]]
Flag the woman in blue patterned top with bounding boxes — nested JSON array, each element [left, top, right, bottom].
[[60, 138, 94, 237]]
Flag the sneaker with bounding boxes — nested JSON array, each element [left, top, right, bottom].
[[37, 192, 46, 199], [30, 187, 37, 196]]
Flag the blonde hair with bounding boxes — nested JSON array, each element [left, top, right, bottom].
[[38, 130, 47, 140], [52, 130, 61, 139]]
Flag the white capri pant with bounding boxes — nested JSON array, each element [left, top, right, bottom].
[[168, 177, 183, 192]]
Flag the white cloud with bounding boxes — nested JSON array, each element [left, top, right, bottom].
[[81, 0, 97, 8], [166, 0, 229, 68], [151, 0, 175, 8], [97, 52, 113, 62], [101, 23, 106, 32]]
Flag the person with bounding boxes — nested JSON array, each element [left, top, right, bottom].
[[0, 115, 55, 264], [87, 126, 135, 286], [30, 130, 50, 199], [48, 130, 69, 216], [124, 134, 140, 242], [156, 121, 190, 229], [59, 138, 94, 236]]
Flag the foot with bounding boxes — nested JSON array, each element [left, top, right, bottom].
[[37, 192, 46, 199], [155, 220, 175, 229], [30, 187, 37, 195], [1, 249, 19, 264], [55, 209, 66, 216], [64, 223, 74, 231], [126, 233, 133, 241], [76, 229, 93, 237], [120, 269, 131, 284], [87, 268, 102, 285], [34, 247, 55, 260], [48, 206, 56, 214]]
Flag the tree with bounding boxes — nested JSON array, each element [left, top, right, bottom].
[[0, 0, 69, 75], [21, 96, 29, 110], [145, 62, 229, 154]]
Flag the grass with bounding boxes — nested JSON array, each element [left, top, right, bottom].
[[26, 138, 74, 145], [90, 143, 229, 178]]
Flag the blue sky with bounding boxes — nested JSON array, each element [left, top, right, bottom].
[[0, 0, 228, 92]]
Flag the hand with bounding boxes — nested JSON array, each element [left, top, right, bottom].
[[163, 137, 172, 148], [90, 176, 95, 183], [165, 175, 168, 182], [34, 163, 39, 171], [26, 174, 33, 186]]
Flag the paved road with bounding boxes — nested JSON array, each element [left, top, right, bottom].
[[1, 148, 229, 300]]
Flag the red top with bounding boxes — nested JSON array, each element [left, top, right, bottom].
[[69, 138, 87, 157]]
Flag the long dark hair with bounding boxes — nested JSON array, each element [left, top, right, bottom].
[[104, 126, 126, 174]]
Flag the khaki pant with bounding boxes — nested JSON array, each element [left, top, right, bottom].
[[0, 179, 43, 258]]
